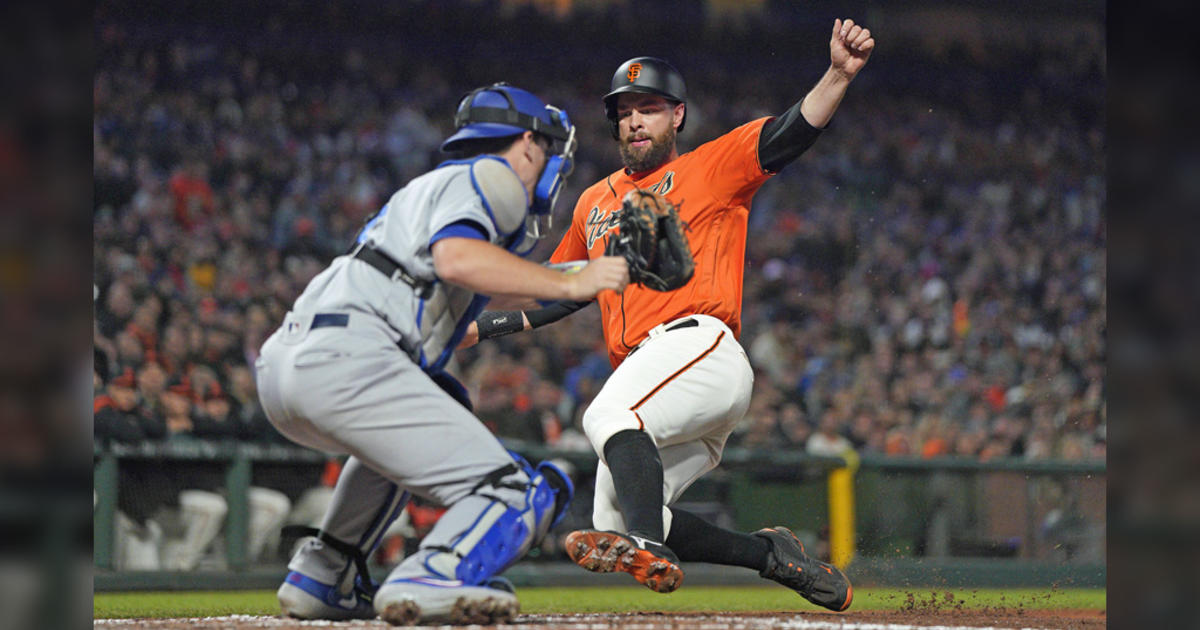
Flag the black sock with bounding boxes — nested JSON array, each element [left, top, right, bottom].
[[603, 429, 664, 541], [665, 508, 771, 571]]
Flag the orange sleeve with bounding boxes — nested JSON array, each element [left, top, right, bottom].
[[692, 118, 772, 206], [548, 194, 593, 264]]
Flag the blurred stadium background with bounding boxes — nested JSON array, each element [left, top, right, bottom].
[[92, 0, 1105, 601]]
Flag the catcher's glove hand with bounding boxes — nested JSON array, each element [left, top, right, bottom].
[[605, 189, 695, 291]]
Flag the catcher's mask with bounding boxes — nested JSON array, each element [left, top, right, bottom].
[[442, 83, 576, 252], [603, 56, 687, 140]]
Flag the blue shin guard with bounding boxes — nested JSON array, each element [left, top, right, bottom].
[[418, 455, 573, 585]]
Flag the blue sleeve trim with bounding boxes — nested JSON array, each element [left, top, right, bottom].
[[430, 220, 489, 247], [440, 155, 526, 244]]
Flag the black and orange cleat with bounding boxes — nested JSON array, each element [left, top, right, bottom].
[[564, 529, 684, 593], [753, 526, 853, 611]]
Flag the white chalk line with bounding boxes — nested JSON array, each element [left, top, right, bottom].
[[95, 614, 1067, 630]]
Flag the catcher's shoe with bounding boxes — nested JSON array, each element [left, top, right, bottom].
[[276, 570, 377, 620], [753, 526, 853, 612], [564, 529, 683, 593], [373, 577, 518, 626]]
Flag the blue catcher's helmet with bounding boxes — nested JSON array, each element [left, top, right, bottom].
[[441, 83, 577, 251], [441, 83, 573, 153]]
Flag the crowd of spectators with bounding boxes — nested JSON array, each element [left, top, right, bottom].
[[94, 2, 1105, 472]]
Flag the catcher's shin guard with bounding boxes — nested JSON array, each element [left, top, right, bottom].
[[414, 455, 574, 585]]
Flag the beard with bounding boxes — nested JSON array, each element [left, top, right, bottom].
[[618, 125, 676, 174]]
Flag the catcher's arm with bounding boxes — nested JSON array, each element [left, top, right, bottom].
[[482, 261, 593, 310], [434, 239, 627, 303], [458, 300, 591, 349]]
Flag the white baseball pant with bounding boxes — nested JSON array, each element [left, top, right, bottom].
[[582, 314, 754, 538]]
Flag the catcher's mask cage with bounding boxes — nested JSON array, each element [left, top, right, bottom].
[[441, 82, 576, 250], [603, 56, 687, 140]]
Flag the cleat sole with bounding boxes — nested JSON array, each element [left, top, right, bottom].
[[375, 580, 520, 626], [565, 530, 683, 594], [379, 600, 420, 626]]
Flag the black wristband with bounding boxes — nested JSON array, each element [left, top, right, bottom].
[[476, 311, 525, 340], [524, 300, 590, 329]]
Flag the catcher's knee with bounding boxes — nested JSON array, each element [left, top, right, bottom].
[[430, 454, 573, 585]]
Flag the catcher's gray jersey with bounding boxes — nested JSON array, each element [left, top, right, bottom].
[[289, 156, 529, 372]]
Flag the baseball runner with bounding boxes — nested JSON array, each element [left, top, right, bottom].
[[464, 19, 874, 611], [254, 83, 629, 625]]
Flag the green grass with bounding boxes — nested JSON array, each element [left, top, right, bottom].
[[96, 590, 279, 618], [94, 586, 1105, 619]]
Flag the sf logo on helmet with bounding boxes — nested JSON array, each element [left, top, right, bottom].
[[627, 63, 642, 82]]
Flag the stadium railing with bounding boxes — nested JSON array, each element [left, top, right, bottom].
[[93, 440, 1105, 589]]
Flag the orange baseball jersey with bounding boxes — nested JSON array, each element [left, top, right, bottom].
[[550, 118, 773, 367]]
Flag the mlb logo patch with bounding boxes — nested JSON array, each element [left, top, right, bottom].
[[282, 317, 307, 344]]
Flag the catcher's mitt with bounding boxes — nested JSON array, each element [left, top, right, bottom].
[[605, 189, 694, 291]]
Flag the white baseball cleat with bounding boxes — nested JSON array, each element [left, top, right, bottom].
[[373, 576, 519, 626]]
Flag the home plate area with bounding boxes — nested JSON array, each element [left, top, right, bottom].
[[95, 608, 1105, 630]]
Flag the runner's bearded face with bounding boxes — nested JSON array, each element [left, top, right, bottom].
[[617, 97, 679, 173]]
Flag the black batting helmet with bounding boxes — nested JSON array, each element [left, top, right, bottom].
[[603, 56, 687, 139]]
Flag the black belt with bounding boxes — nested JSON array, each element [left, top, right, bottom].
[[352, 245, 434, 299], [666, 318, 699, 332], [628, 318, 698, 356], [311, 313, 349, 330]]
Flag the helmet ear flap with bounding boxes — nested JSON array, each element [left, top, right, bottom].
[[605, 98, 620, 140]]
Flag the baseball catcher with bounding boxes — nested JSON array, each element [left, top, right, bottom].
[[605, 189, 694, 292]]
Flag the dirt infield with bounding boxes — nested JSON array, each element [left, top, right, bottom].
[[96, 608, 1106, 630]]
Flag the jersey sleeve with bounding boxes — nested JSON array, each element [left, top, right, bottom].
[[758, 99, 823, 172], [692, 117, 773, 205], [427, 170, 503, 245], [429, 219, 490, 246], [548, 195, 592, 263]]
